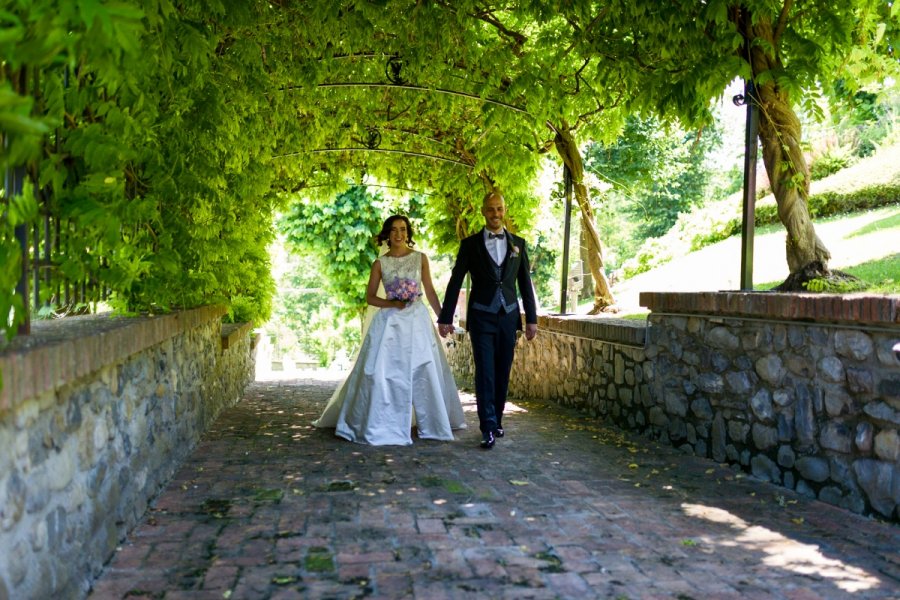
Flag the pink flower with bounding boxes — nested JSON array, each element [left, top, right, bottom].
[[386, 277, 421, 304]]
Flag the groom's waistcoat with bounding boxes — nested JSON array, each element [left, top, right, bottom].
[[471, 257, 518, 314]]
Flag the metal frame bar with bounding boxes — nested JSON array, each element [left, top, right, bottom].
[[275, 147, 474, 168], [739, 81, 759, 290], [282, 82, 532, 115], [559, 163, 573, 314]]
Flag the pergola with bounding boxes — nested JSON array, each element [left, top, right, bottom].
[[4, 1, 887, 339]]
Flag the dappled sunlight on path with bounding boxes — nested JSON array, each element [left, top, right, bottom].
[[682, 503, 881, 594]]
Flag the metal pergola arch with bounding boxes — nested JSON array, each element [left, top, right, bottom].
[[277, 72, 589, 313]]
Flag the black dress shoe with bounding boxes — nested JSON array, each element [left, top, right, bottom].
[[494, 427, 505, 438], [480, 431, 495, 449]]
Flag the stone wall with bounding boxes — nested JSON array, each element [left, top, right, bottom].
[[444, 293, 900, 521], [0, 308, 256, 599]]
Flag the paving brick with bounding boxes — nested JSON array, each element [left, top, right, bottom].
[[86, 378, 900, 599]]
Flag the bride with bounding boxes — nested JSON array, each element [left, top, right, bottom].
[[313, 215, 466, 445]]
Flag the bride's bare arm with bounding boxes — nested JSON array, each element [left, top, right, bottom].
[[421, 254, 442, 315]]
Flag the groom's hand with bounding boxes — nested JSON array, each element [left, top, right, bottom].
[[525, 323, 537, 341], [438, 323, 454, 338]]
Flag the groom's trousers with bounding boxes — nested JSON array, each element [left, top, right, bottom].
[[468, 308, 520, 434]]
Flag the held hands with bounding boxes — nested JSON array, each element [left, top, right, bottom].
[[437, 322, 536, 340]]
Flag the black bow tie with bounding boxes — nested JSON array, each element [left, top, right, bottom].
[[488, 232, 504, 239]]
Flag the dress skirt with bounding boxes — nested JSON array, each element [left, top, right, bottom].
[[314, 301, 466, 446]]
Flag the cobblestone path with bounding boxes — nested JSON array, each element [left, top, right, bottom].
[[89, 376, 899, 599]]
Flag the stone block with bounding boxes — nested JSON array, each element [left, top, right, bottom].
[[878, 377, 900, 402], [817, 356, 845, 384], [794, 385, 817, 450], [752, 424, 778, 450], [834, 330, 874, 361], [874, 429, 900, 462], [824, 389, 852, 417], [725, 371, 753, 396], [796, 479, 816, 498], [750, 389, 774, 423], [648, 407, 668, 428], [846, 368, 874, 395], [726, 444, 740, 462], [796, 456, 829, 482], [711, 412, 726, 463], [694, 439, 707, 457], [820, 422, 853, 454], [664, 392, 687, 418], [785, 354, 815, 378], [777, 445, 796, 468], [707, 327, 740, 351], [751, 455, 781, 483], [690, 397, 713, 421], [668, 418, 687, 441], [851, 459, 898, 519], [773, 389, 793, 408], [696, 373, 724, 395], [727, 420, 749, 444], [755, 354, 786, 386], [855, 422, 874, 453]]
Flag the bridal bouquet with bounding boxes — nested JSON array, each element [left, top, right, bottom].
[[385, 277, 421, 305]]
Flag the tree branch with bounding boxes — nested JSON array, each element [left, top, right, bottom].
[[576, 80, 625, 130], [457, 3, 528, 56], [563, 5, 612, 56], [773, 0, 793, 48]]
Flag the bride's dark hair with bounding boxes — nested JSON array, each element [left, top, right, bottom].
[[376, 215, 416, 247]]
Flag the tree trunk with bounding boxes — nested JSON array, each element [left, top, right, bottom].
[[552, 124, 616, 313], [741, 11, 831, 272]]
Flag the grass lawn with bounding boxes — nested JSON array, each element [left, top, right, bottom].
[[757, 253, 900, 294], [756, 208, 900, 294], [843, 254, 900, 293], [591, 204, 900, 315]]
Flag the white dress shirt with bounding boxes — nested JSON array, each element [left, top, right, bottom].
[[485, 228, 507, 265]]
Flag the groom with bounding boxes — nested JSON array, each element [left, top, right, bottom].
[[438, 191, 538, 449]]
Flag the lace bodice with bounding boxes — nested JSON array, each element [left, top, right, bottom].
[[379, 251, 422, 291]]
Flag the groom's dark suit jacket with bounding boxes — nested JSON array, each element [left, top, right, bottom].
[[438, 228, 538, 330]]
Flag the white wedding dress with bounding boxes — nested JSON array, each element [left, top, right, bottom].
[[313, 251, 466, 445]]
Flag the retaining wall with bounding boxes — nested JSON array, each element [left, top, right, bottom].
[[0, 307, 256, 598], [445, 292, 900, 521]]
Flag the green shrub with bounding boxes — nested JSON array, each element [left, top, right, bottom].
[[809, 184, 900, 218], [621, 237, 675, 278], [802, 277, 867, 293], [226, 295, 259, 325], [810, 147, 854, 180]]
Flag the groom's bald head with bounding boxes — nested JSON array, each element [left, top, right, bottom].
[[483, 191, 504, 206]]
